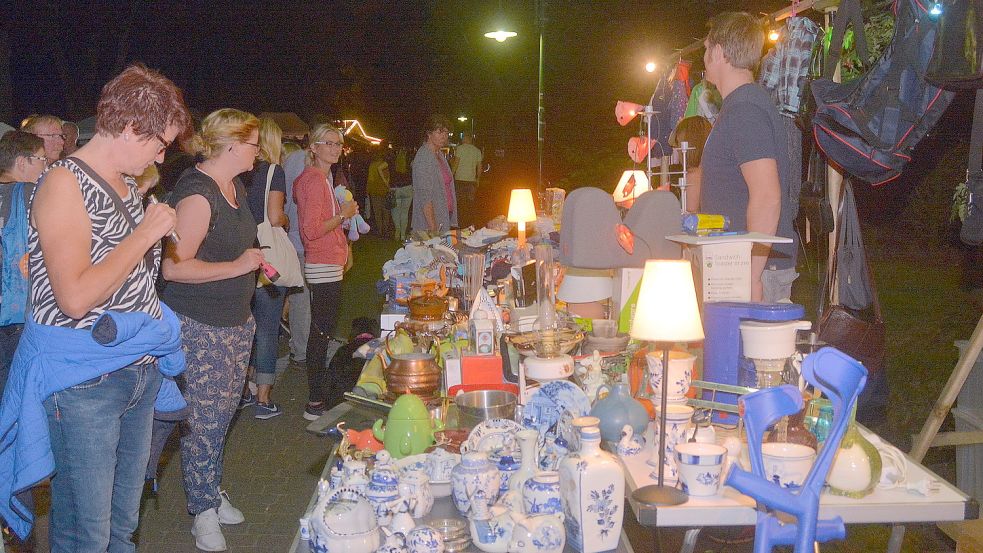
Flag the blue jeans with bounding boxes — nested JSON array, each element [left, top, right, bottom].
[[44, 363, 162, 553], [390, 186, 413, 242], [287, 252, 311, 363], [250, 285, 287, 386]]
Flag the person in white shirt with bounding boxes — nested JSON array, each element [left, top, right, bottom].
[[453, 133, 482, 228]]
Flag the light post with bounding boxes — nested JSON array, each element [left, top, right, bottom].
[[458, 115, 474, 136], [485, 0, 545, 193]]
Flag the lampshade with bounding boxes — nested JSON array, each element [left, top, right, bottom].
[[557, 267, 614, 303], [627, 136, 653, 163], [507, 188, 537, 223], [630, 259, 704, 342], [612, 170, 651, 205], [615, 101, 647, 126]]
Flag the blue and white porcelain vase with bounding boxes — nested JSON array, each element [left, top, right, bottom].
[[366, 453, 402, 526], [509, 429, 540, 492], [496, 450, 522, 496], [522, 471, 563, 515], [451, 451, 501, 516], [558, 425, 625, 553], [646, 404, 694, 485]]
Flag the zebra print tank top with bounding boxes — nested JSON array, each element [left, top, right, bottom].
[[28, 158, 162, 331]]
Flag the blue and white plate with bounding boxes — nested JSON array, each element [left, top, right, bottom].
[[462, 418, 523, 458], [522, 380, 591, 444]]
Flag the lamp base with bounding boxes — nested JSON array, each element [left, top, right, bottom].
[[631, 484, 688, 507]]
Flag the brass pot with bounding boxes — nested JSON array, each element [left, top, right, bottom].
[[408, 294, 448, 322], [385, 352, 442, 396]]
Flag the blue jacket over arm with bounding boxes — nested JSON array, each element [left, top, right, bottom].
[[0, 303, 186, 538]]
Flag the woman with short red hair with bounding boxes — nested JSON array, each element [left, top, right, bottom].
[[8, 63, 190, 552]]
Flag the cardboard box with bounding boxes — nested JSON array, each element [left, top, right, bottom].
[[667, 233, 793, 303], [380, 305, 407, 336], [442, 348, 462, 392], [612, 268, 644, 334], [688, 241, 753, 302]]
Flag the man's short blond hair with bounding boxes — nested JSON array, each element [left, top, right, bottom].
[[706, 12, 764, 73]]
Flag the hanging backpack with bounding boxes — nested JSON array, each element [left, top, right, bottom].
[[0, 182, 30, 326], [811, 0, 955, 186]]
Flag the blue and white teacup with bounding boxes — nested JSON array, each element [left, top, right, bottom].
[[762, 442, 816, 489], [674, 442, 727, 497]]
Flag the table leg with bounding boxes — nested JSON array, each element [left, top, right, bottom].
[[886, 524, 906, 553], [680, 528, 701, 553]]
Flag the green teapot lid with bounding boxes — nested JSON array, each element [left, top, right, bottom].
[[389, 393, 430, 420]]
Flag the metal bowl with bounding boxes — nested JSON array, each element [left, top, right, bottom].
[[454, 390, 517, 429], [430, 517, 468, 540]]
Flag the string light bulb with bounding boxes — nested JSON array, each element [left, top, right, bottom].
[[929, 2, 943, 16], [768, 28, 780, 42]]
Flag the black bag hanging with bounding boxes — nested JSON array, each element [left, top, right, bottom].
[[798, 146, 835, 238], [926, 0, 983, 90], [960, 90, 983, 245]]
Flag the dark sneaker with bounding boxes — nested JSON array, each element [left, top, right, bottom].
[[238, 392, 256, 410], [303, 402, 325, 421], [254, 402, 283, 420]]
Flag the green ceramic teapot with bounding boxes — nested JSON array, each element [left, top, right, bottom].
[[373, 393, 444, 459]]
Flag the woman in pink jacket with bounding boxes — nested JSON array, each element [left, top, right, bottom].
[[293, 124, 358, 420]]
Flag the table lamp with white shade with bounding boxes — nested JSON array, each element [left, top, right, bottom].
[[507, 188, 537, 249], [629, 259, 705, 506]]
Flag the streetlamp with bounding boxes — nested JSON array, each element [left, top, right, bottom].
[[484, 30, 517, 42], [458, 115, 474, 136], [485, 0, 546, 193]]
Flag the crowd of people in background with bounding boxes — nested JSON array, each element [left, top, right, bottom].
[[0, 61, 484, 552]]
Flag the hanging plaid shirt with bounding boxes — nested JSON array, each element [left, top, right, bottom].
[[759, 16, 823, 117]]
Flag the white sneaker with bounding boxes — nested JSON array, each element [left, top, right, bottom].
[[217, 489, 245, 525], [191, 508, 227, 551]]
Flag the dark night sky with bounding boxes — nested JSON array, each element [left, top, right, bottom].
[[8, 0, 827, 184]]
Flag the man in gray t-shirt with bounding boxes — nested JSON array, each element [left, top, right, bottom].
[[699, 12, 798, 302]]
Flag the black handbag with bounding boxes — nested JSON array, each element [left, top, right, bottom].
[[797, 148, 834, 238], [926, 0, 983, 90], [817, 181, 886, 373]]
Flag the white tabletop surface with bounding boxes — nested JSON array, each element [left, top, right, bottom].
[[622, 424, 972, 528]]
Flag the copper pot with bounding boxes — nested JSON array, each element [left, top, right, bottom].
[[385, 352, 442, 396]]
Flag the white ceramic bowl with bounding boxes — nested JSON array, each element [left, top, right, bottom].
[[761, 442, 816, 489], [430, 480, 452, 498]]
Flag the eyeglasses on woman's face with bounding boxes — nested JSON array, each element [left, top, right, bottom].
[[37, 133, 66, 141], [154, 134, 173, 155], [313, 140, 343, 148], [27, 154, 47, 164]]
